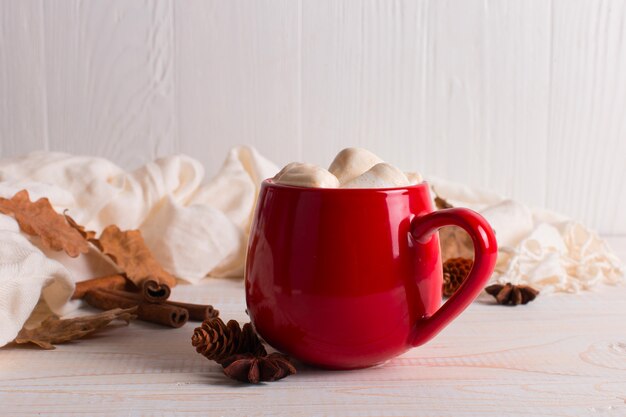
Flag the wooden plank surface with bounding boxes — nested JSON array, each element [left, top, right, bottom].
[[301, 0, 552, 210], [174, 0, 301, 176], [0, 0, 47, 155], [1, 0, 626, 229], [546, 0, 626, 235], [300, 0, 429, 171], [1, 237, 625, 416], [42, 0, 177, 168]]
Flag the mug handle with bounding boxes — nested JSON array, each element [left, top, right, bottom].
[[409, 207, 498, 347]]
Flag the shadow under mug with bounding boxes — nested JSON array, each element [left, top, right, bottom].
[[245, 180, 497, 369]]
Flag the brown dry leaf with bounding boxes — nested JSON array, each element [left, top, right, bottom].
[[64, 212, 97, 240], [431, 188, 475, 262], [432, 186, 454, 210], [93, 225, 177, 288], [14, 307, 137, 349], [0, 190, 89, 257], [433, 194, 453, 210], [439, 227, 474, 262]]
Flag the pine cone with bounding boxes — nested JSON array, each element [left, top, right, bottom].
[[442, 257, 473, 296], [191, 318, 267, 364], [485, 283, 539, 305], [222, 353, 297, 384], [192, 317, 296, 384]]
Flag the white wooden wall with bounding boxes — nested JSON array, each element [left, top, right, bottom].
[[1, 0, 625, 234]]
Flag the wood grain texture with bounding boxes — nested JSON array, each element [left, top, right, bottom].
[[0, 0, 625, 233], [42, 0, 177, 168], [301, 0, 429, 172], [480, 0, 551, 209], [0, 0, 47, 155], [175, 0, 301, 177], [301, 0, 552, 208], [1, 237, 625, 416], [547, 0, 626, 234]]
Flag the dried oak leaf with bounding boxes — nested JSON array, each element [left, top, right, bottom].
[[14, 307, 137, 349], [433, 189, 453, 210], [439, 226, 474, 262], [64, 212, 97, 240], [0, 190, 89, 257], [431, 189, 474, 262], [92, 225, 176, 288]]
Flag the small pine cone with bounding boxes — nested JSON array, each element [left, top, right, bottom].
[[191, 318, 266, 364], [442, 257, 473, 296], [190, 324, 212, 353], [191, 318, 236, 363], [192, 318, 297, 384]]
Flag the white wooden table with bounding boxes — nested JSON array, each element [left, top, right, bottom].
[[2, 238, 625, 416]]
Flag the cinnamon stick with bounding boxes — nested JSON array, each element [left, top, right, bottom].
[[84, 289, 188, 328], [99, 287, 217, 321], [141, 279, 171, 303], [136, 302, 188, 328], [166, 300, 219, 321], [83, 288, 136, 309], [72, 274, 129, 300]]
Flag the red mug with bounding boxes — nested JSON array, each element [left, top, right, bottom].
[[245, 180, 497, 369]]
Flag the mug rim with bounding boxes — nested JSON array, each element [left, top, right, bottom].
[[264, 178, 429, 193]]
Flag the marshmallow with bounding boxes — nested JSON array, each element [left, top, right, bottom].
[[341, 163, 411, 189], [273, 162, 339, 188], [405, 172, 423, 185], [328, 148, 384, 185]]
